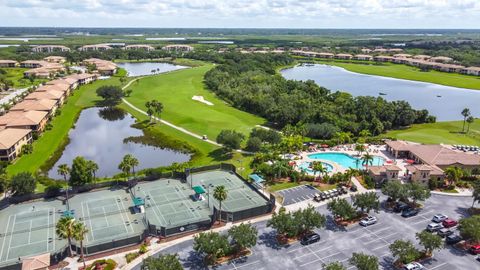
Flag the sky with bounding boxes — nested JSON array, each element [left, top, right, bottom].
[[0, 0, 480, 29]]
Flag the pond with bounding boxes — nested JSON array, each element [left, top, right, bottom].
[[116, 62, 187, 77], [281, 64, 480, 121], [48, 107, 190, 179]]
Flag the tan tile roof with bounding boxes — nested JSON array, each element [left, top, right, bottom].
[[385, 140, 411, 151], [464, 66, 480, 72], [0, 111, 48, 127], [25, 90, 63, 100], [37, 84, 70, 93], [0, 128, 31, 149], [369, 165, 402, 175], [43, 56, 66, 61], [0, 60, 18, 64], [22, 253, 50, 270], [11, 99, 57, 112], [387, 140, 480, 166], [406, 164, 444, 175]]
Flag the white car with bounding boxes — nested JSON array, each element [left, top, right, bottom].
[[360, 216, 377, 226], [426, 223, 444, 232], [404, 262, 425, 270], [432, 214, 448, 223]]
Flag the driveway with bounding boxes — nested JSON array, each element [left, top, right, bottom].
[[133, 194, 477, 270], [276, 185, 320, 205]]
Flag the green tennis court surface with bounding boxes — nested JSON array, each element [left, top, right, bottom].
[[191, 170, 268, 212], [136, 180, 211, 229], [69, 188, 145, 246], [0, 200, 66, 266]]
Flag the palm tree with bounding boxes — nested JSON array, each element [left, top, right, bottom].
[[272, 161, 290, 179], [118, 156, 132, 181], [466, 116, 475, 133], [86, 160, 99, 183], [461, 108, 471, 132], [361, 153, 374, 171], [213, 185, 228, 223], [311, 161, 327, 180], [56, 216, 75, 257], [145, 101, 154, 122], [73, 222, 89, 268], [128, 154, 139, 178], [354, 144, 366, 156], [57, 164, 70, 208], [444, 166, 463, 187], [344, 168, 356, 186]]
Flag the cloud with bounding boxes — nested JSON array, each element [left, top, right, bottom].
[[0, 0, 479, 28]]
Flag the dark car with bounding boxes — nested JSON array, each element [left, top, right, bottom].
[[394, 202, 410, 213], [401, 208, 420, 218], [350, 185, 357, 192], [445, 234, 462, 245], [301, 233, 320, 245]]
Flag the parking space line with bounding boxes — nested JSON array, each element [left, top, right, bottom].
[[300, 252, 341, 267], [428, 262, 447, 270], [229, 260, 260, 269], [292, 245, 333, 259], [372, 243, 391, 251], [286, 242, 328, 254], [364, 232, 397, 244]]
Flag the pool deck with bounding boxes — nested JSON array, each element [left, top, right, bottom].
[[297, 144, 410, 175]]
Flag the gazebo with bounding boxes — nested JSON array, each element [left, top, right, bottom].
[[192, 185, 206, 201]]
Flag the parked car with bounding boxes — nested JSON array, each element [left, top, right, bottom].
[[324, 190, 332, 199], [350, 184, 357, 192], [360, 216, 377, 227], [437, 228, 454, 238], [432, 214, 448, 223], [426, 223, 444, 232], [394, 202, 410, 213], [401, 208, 420, 217], [470, 244, 480, 255], [404, 262, 425, 270], [442, 218, 458, 228], [330, 189, 339, 197], [445, 234, 462, 245], [476, 256, 480, 262], [301, 233, 320, 245], [313, 194, 323, 202]]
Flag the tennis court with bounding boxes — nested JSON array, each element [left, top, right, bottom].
[[69, 188, 146, 247], [136, 180, 211, 229], [190, 170, 269, 212], [0, 200, 66, 266]]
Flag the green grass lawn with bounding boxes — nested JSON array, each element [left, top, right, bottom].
[[313, 60, 480, 90], [386, 119, 480, 145], [268, 182, 299, 192], [0, 68, 47, 88], [124, 64, 266, 140]]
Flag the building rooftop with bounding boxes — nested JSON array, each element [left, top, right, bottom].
[[0, 110, 48, 127], [11, 99, 57, 112], [0, 128, 31, 149]]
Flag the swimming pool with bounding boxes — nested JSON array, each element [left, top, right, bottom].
[[298, 161, 334, 175], [307, 152, 384, 169]]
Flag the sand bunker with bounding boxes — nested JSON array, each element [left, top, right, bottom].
[[192, 95, 213, 106]]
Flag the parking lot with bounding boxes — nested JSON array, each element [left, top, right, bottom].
[[276, 185, 320, 205], [137, 193, 478, 270]]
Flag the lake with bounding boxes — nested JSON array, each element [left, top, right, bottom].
[[117, 62, 187, 77], [48, 107, 190, 179], [281, 64, 480, 121]]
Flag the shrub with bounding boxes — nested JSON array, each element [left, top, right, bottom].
[[86, 259, 117, 270], [125, 252, 140, 263], [139, 243, 148, 254]]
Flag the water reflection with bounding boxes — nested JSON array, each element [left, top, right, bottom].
[[281, 64, 480, 121], [49, 107, 190, 179]]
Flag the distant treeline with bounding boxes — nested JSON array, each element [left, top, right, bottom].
[[204, 53, 435, 138]]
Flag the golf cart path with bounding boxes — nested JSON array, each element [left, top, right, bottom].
[[121, 77, 251, 153]]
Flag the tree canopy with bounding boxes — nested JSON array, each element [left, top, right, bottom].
[[204, 53, 433, 136], [142, 254, 184, 270], [216, 130, 245, 151], [10, 172, 36, 196], [96, 85, 125, 106], [70, 156, 94, 186], [349, 253, 378, 270]]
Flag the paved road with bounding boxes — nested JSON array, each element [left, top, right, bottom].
[[276, 185, 321, 205], [132, 193, 478, 270]]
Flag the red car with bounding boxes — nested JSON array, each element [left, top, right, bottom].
[[442, 218, 458, 228], [470, 244, 480, 255]]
